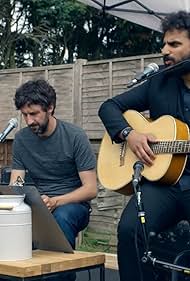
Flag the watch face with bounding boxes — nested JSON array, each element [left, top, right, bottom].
[[122, 129, 128, 137], [122, 128, 132, 138]]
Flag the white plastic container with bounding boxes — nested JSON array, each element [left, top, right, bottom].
[[0, 195, 32, 261]]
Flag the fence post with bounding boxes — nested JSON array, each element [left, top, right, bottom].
[[73, 59, 87, 127]]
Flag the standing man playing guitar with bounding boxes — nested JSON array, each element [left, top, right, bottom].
[[99, 10, 190, 281]]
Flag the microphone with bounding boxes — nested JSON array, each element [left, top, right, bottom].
[[0, 118, 18, 143], [127, 63, 159, 88], [132, 161, 144, 186]]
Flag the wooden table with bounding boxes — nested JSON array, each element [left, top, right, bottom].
[[0, 250, 105, 281]]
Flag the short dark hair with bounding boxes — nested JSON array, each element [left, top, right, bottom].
[[161, 10, 190, 38], [15, 79, 56, 115]]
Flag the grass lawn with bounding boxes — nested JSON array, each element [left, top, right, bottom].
[[76, 228, 116, 253]]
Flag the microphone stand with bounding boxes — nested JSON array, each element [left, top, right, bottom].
[[132, 161, 190, 280], [132, 161, 148, 251]]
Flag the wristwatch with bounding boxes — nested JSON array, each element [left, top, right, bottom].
[[121, 127, 133, 140]]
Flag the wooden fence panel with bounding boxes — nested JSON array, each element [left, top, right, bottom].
[[48, 67, 74, 123], [0, 73, 20, 139], [0, 53, 163, 251]]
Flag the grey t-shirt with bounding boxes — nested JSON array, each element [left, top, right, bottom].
[[12, 119, 96, 196]]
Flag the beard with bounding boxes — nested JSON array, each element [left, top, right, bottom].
[[163, 56, 190, 77], [163, 54, 190, 66], [29, 118, 49, 136]]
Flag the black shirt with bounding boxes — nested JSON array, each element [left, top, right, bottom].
[[177, 81, 190, 190]]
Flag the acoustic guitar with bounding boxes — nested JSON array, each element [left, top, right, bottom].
[[97, 110, 190, 195]]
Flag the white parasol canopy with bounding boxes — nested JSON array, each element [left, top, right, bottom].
[[77, 0, 190, 32]]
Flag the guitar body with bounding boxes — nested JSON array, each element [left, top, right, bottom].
[[97, 110, 189, 195]]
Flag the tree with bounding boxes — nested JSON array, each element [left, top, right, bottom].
[[0, 0, 25, 68], [0, 0, 162, 69]]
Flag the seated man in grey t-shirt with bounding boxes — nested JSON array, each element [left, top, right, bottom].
[[10, 79, 97, 281]]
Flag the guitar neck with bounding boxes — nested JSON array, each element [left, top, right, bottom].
[[151, 140, 190, 154]]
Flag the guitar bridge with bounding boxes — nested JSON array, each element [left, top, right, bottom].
[[120, 141, 127, 166]]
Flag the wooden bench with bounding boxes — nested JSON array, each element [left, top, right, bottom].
[[104, 253, 118, 270], [0, 250, 105, 281]]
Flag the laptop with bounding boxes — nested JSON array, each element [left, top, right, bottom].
[[0, 184, 74, 253]]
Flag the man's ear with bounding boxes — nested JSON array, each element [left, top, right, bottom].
[[48, 104, 54, 114]]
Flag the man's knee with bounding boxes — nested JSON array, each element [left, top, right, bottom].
[[53, 204, 75, 222]]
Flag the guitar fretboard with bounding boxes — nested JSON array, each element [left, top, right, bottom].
[[151, 140, 190, 154]]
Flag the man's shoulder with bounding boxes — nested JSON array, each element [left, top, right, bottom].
[[58, 119, 86, 135]]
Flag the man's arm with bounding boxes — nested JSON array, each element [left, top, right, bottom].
[[41, 169, 97, 211], [9, 169, 26, 185], [98, 80, 149, 142]]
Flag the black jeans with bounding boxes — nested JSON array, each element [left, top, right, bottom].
[[117, 181, 190, 281]]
